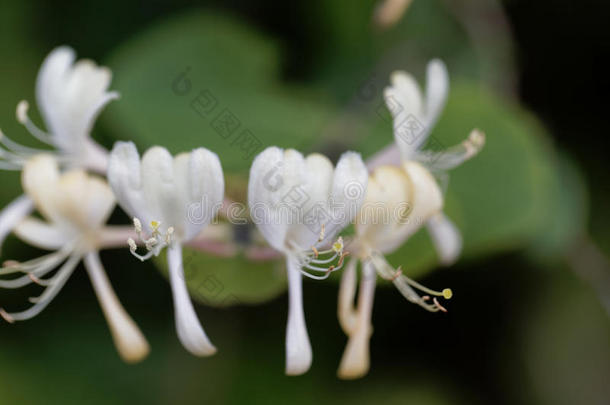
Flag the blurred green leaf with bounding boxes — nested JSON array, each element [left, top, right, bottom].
[[102, 11, 336, 174], [154, 250, 287, 307], [103, 11, 560, 303], [526, 152, 589, 262], [305, 0, 515, 99], [519, 267, 610, 405]]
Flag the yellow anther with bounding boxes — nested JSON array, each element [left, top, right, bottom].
[[150, 220, 160, 230], [442, 288, 453, 299], [332, 237, 344, 253]]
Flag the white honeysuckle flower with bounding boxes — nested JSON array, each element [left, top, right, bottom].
[[0, 154, 149, 364], [383, 59, 485, 265], [337, 61, 485, 379], [248, 146, 368, 375], [107, 141, 224, 357], [337, 164, 453, 379], [0, 46, 118, 251]]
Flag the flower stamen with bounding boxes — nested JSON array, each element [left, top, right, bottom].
[[127, 217, 175, 262]]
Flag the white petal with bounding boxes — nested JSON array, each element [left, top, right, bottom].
[[140, 146, 175, 226], [385, 71, 423, 121], [35, 46, 118, 154], [181, 148, 224, 240], [0, 195, 34, 253], [13, 217, 73, 250], [84, 251, 149, 363], [248, 147, 290, 251], [384, 72, 425, 160], [424, 59, 449, 130], [426, 212, 462, 265], [285, 152, 334, 248], [285, 256, 312, 375], [167, 243, 216, 356], [338, 260, 376, 379], [327, 151, 368, 238], [108, 141, 148, 224]]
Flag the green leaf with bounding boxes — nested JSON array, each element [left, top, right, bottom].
[[154, 250, 287, 307], [102, 11, 336, 174], [103, 11, 561, 304], [526, 152, 589, 262]]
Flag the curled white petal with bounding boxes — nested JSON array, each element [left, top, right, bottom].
[[35, 46, 117, 155], [84, 251, 149, 363], [338, 260, 376, 379], [424, 59, 449, 131], [338, 258, 358, 335], [426, 212, 462, 265], [167, 243, 216, 356], [285, 256, 312, 375]]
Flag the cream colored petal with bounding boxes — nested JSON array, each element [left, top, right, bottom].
[[338, 258, 358, 335], [13, 217, 74, 250], [84, 251, 149, 363], [338, 260, 376, 379], [21, 154, 62, 223], [356, 165, 412, 252]]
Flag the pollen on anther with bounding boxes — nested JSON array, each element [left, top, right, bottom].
[[133, 218, 142, 233], [127, 238, 137, 251], [442, 288, 453, 299]]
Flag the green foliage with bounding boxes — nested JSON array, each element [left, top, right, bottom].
[[103, 11, 580, 304]]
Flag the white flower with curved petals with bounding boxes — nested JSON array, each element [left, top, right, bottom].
[[0, 46, 119, 251], [248, 146, 368, 375], [107, 141, 224, 357], [337, 60, 485, 379], [0, 155, 149, 364]]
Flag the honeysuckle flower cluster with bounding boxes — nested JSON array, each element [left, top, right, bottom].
[[0, 46, 116, 251], [1, 47, 485, 378], [336, 60, 485, 379]]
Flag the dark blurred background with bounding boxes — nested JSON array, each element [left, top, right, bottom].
[[1, 1, 609, 404]]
